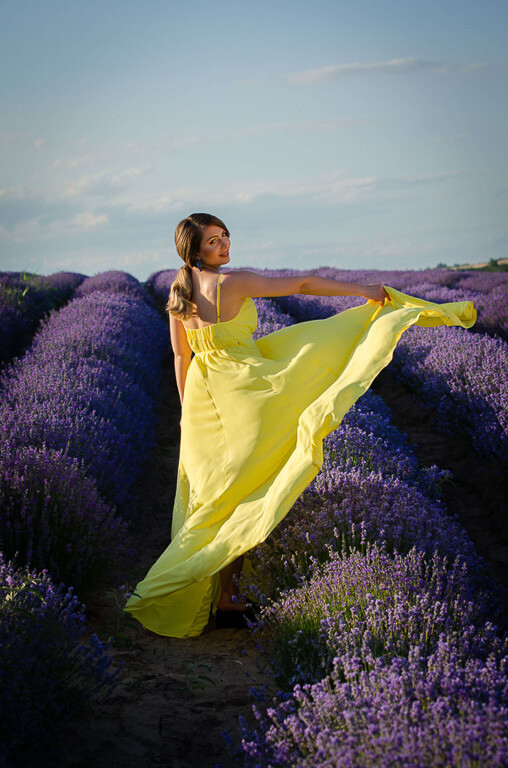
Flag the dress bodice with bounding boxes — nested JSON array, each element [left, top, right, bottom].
[[184, 274, 258, 354]]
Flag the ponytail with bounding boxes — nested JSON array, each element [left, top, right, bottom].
[[166, 264, 197, 320]]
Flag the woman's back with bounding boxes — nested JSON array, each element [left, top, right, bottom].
[[180, 270, 246, 330]]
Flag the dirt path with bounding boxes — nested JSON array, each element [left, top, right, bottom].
[[54, 355, 506, 767], [54, 352, 277, 768]]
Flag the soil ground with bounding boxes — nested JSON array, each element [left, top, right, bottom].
[[54, 352, 506, 768]]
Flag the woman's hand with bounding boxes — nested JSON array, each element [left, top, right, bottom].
[[361, 284, 390, 304]]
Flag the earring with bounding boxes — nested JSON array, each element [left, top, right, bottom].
[[196, 257, 203, 272]]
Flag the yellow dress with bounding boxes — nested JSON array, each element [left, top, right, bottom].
[[124, 277, 476, 637]]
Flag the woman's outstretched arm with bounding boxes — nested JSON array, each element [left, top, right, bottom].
[[220, 271, 389, 304]]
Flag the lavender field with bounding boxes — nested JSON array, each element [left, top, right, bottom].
[[0, 266, 506, 767]]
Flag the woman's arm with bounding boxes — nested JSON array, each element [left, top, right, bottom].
[[221, 271, 389, 304], [169, 314, 192, 408]]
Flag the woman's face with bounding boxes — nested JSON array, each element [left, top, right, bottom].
[[197, 225, 230, 269]]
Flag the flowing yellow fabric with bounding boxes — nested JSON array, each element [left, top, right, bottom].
[[124, 284, 476, 637]]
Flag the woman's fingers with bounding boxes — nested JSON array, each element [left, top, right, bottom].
[[365, 284, 390, 303]]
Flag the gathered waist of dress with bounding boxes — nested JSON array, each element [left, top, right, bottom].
[[189, 337, 244, 354], [184, 324, 253, 354]]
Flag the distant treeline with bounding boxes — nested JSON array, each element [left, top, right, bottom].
[[438, 258, 508, 272]]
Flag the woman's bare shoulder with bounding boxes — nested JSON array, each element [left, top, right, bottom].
[[219, 269, 258, 281], [220, 269, 305, 299]]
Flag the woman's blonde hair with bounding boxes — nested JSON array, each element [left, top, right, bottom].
[[166, 213, 230, 320]]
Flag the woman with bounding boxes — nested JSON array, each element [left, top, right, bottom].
[[124, 213, 476, 637]]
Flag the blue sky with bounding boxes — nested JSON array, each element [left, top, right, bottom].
[[1, 0, 507, 280]]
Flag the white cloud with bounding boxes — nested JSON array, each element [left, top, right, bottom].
[[209, 169, 458, 207], [0, 133, 49, 151], [52, 155, 92, 169], [0, 131, 32, 147], [395, 171, 459, 184], [64, 165, 152, 197], [460, 62, 490, 72], [122, 166, 460, 216], [433, 133, 468, 143], [0, 183, 111, 242], [71, 211, 109, 229], [3, 209, 109, 242], [288, 57, 444, 84], [167, 118, 362, 151]]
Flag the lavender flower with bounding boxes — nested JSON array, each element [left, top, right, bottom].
[[252, 542, 501, 689], [239, 641, 508, 767], [0, 287, 167, 589], [0, 270, 85, 368], [0, 553, 119, 766], [272, 285, 507, 465], [0, 291, 168, 513], [74, 269, 155, 307], [0, 441, 129, 592]]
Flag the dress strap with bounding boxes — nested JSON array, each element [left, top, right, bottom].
[[216, 273, 222, 323]]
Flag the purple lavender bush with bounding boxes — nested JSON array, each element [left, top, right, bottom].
[[240, 641, 507, 768], [0, 292, 169, 514], [253, 297, 296, 338], [232, 291, 507, 768], [42, 270, 87, 295], [321, 390, 450, 500], [74, 269, 155, 307], [144, 268, 178, 306], [252, 541, 500, 690], [0, 442, 128, 592], [272, 288, 507, 466], [246, 396, 479, 600], [0, 553, 119, 768], [0, 270, 85, 368], [390, 324, 508, 463], [274, 267, 507, 339], [0, 290, 167, 589]]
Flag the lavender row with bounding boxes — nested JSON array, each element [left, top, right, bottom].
[[0, 273, 164, 764], [235, 298, 506, 766], [252, 296, 296, 337], [0, 553, 118, 767], [272, 291, 507, 465], [0, 270, 86, 369], [390, 323, 507, 462], [258, 265, 506, 340], [241, 472, 506, 760], [243, 521, 505, 762], [306, 266, 508, 341], [250, 539, 498, 688], [241, 637, 507, 767], [145, 268, 178, 306], [247, 381, 481, 602], [0, 290, 169, 591], [75, 268, 157, 307]]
